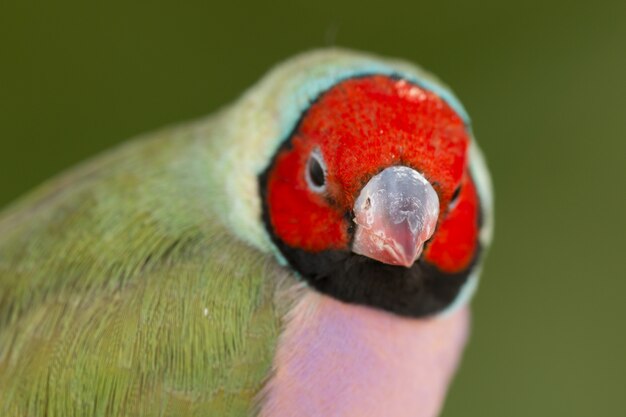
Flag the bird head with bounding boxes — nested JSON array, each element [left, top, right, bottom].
[[219, 49, 493, 318]]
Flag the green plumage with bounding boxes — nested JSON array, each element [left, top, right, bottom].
[[0, 48, 484, 417], [0, 120, 286, 416]]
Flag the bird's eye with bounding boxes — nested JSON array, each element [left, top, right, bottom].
[[306, 149, 327, 193], [449, 185, 462, 209]]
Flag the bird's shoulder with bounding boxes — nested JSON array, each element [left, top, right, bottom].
[[0, 121, 288, 416]]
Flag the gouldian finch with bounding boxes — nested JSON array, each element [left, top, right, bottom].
[[0, 48, 493, 417]]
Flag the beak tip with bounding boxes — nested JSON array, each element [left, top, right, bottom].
[[387, 243, 424, 268], [352, 227, 424, 268]]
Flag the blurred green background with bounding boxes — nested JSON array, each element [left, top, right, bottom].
[[1, 1, 625, 416]]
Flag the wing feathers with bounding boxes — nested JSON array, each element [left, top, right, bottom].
[[0, 125, 287, 416]]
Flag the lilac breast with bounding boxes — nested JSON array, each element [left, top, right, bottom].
[[259, 292, 470, 417]]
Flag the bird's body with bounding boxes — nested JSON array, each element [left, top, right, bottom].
[[0, 49, 493, 417], [0, 123, 285, 416]]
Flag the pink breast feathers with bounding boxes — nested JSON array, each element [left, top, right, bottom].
[[259, 292, 470, 417]]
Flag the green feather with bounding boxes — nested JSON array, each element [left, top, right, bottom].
[[0, 120, 287, 416], [0, 48, 483, 416]]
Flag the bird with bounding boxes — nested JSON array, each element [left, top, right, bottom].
[[0, 48, 493, 417]]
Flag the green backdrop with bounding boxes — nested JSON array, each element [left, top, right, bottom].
[[1, 1, 625, 416]]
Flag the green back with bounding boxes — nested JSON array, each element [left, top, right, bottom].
[[0, 120, 285, 416]]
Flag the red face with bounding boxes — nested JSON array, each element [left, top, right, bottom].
[[260, 75, 483, 317]]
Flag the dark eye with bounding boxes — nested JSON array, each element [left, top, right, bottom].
[[449, 185, 462, 208], [306, 149, 326, 193]]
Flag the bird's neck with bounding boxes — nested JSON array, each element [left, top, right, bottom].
[[259, 292, 469, 417]]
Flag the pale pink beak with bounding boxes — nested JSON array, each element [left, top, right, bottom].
[[352, 166, 440, 268]]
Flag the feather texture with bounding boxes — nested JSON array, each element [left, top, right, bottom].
[[0, 120, 289, 416], [0, 48, 491, 417]]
